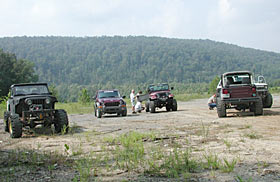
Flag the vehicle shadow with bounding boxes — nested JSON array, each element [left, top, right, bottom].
[[102, 114, 140, 118], [225, 109, 280, 118], [22, 125, 85, 138], [263, 109, 280, 116]]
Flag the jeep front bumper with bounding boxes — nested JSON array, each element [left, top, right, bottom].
[[101, 106, 126, 114], [22, 109, 55, 121]]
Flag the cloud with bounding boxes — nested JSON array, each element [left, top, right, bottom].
[[0, 0, 279, 52]]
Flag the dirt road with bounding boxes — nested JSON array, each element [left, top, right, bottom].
[[1, 96, 280, 181]]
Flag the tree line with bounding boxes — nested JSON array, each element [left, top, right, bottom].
[[0, 36, 280, 101], [0, 49, 38, 97]]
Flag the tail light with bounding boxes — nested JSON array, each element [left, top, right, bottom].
[[252, 87, 257, 96], [221, 89, 230, 98], [222, 89, 229, 94]]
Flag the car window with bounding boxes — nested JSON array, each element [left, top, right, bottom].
[[98, 91, 120, 98], [13, 85, 49, 96]]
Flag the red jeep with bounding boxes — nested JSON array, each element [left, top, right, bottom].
[[145, 83, 177, 113], [216, 71, 263, 117], [94, 90, 127, 118]]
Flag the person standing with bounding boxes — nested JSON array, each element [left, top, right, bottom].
[[130, 89, 136, 113]]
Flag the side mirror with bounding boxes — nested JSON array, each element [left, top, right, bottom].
[[49, 92, 53, 95], [122, 96, 126, 99], [171, 87, 174, 90]]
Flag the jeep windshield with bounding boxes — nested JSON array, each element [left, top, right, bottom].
[[13, 85, 50, 96], [98, 91, 120, 98], [224, 73, 251, 86], [148, 84, 169, 92]]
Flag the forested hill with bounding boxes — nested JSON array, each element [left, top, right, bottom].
[[0, 36, 280, 85]]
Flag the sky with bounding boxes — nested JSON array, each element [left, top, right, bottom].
[[0, 0, 279, 53]]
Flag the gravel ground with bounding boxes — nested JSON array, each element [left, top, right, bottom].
[[1, 96, 280, 181]]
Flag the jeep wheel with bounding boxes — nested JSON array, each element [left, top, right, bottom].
[[263, 93, 273, 108], [54, 109, 69, 133], [166, 105, 171, 111], [4, 111, 9, 132], [172, 99, 178, 111], [122, 110, 127, 116], [217, 99, 226, 117], [150, 101, 156, 113], [96, 109, 102, 118], [254, 99, 263, 116], [8, 114, 23, 138], [145, 102, 150, 112]]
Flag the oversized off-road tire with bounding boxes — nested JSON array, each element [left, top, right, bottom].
[[8, 114, 23, 138], [166, 104, 171, 112], [254, 99, 263, 116], [122, 109, 127, 116], [172, 99, 178, 111], [96, 109, 102, 118], [150, 101, 156, 113], [145, 102, 150, 112], [217, 99, 226, 117], [263, 93, 273, 108], [4, 111, 9, 132], [54, 109, 69, 133]]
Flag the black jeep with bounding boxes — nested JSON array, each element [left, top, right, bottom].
[[3, 83, 69, 138], [145, 83, 177, 113]]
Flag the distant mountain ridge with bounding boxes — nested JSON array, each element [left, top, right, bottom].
[[0, 36, 279, 86]]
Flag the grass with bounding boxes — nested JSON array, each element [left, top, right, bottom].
[[244, 131, 262, 139], [1, 130, 244, 180], [174, 93, 210, 102], [0, 149, 73, 181], [55, 102, 93, 114], [0, 100, 6, 118]]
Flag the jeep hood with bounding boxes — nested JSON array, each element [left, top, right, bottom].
[[150, 90, 170, 95], [14, 95, 57, 102]]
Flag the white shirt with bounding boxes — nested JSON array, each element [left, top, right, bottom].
[[130, 92, 135, 102]]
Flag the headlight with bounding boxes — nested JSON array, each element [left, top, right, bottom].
[[26, 99, 32, 105], [45, 98, 51, 104]]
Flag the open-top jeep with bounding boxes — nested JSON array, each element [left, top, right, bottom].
[[254, 75, 273, 108], [145, 83, 177, 113], [216, 71, 263, 117], [4, 83, 69, 138], [94, 90, 127, 118]]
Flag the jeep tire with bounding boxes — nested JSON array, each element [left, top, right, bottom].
[[172, 99, 178, 111], [263, 93, 273, 108], [96, 108, 102, 118], [8, 114, 23, 138], [150, 101, 156, 113], [217, 99, 226, 117], [145, 102, 150, 112], [4, 111, 9, 132], [254, 99, 263, 116], [122, 109, 127, 116], [54, 109, 69, 133], [166, 104, 171, 111]]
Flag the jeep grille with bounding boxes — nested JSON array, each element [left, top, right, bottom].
[[31, 99, 45, 104], [105, 102, 120, 107], [157, 93, 168, 98]]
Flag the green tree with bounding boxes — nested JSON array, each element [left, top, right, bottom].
[[208, 76, 220, 94], [78, 88, 90, 104], [0, 49, 38, 97]]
